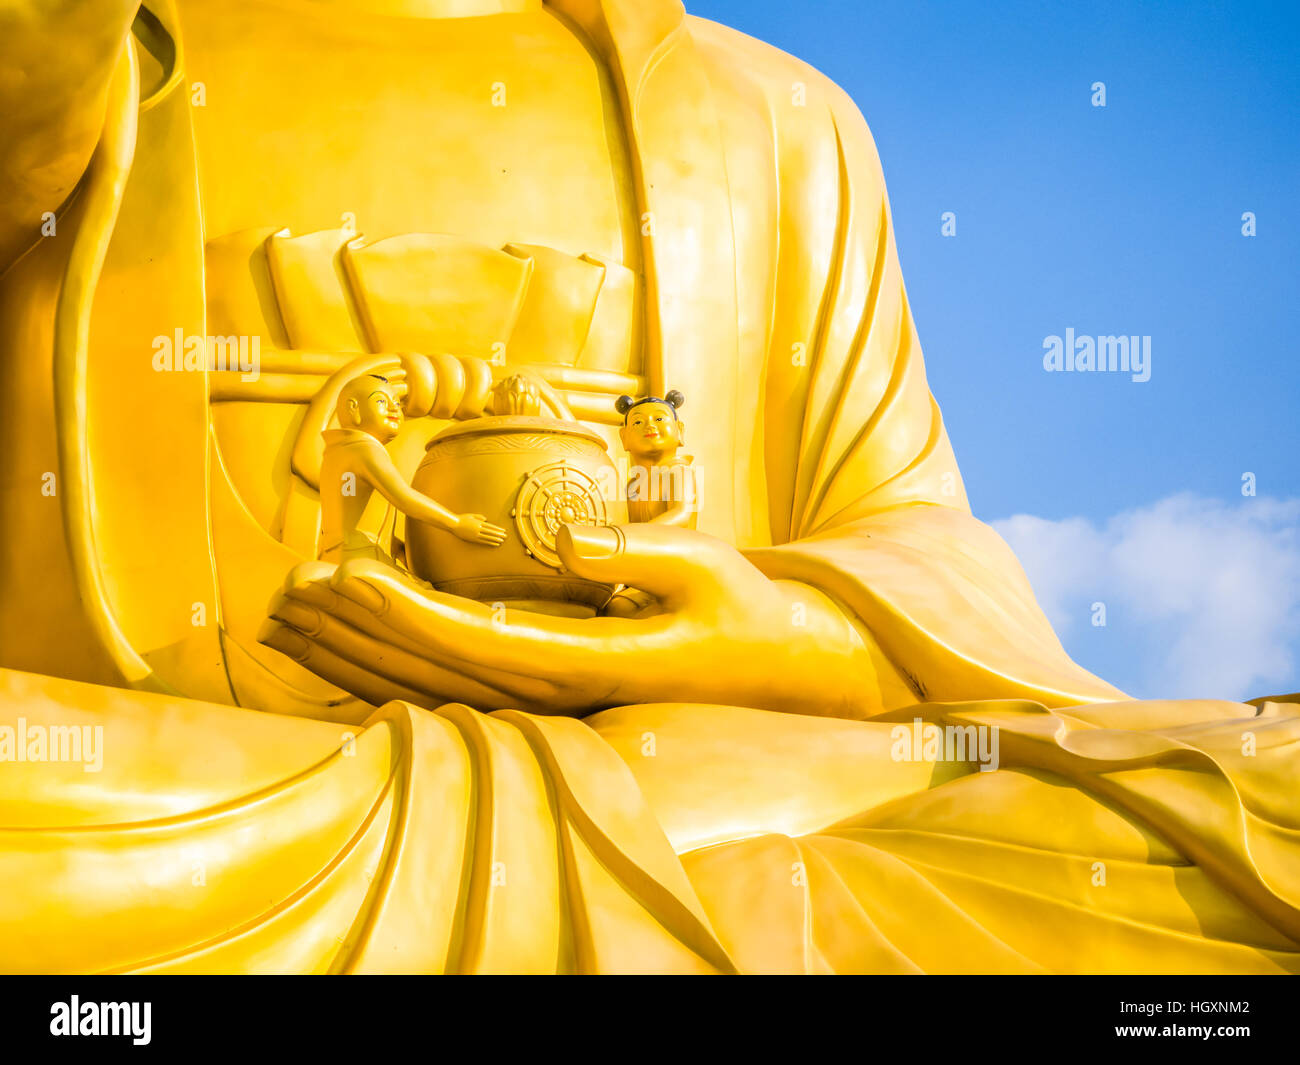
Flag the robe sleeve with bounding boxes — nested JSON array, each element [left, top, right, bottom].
[[691, 19, 1124, 708]]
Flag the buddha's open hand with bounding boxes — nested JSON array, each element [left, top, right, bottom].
[[261, 524, 876, 717], [454, 513, 508, 547]]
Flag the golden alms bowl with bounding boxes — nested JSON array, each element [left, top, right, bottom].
[[406, 414, 627, 617]]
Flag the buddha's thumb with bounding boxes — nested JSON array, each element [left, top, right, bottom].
[[558, 523, 728, 603], [561, 524, 623, 561]]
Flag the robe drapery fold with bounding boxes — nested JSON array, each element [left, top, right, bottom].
[[677, 16, 1124, 707], [0, 669, 732, 974], [3, 668, 1298, 974]]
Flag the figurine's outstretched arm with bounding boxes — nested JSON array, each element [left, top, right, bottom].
[[0, 1, 141, 274], [358, 441, 506, 546]]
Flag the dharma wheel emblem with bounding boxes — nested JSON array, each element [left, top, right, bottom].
[[511, 460, 609, 570]]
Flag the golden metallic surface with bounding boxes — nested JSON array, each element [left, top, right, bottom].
[[0, 0, 1297, 973], [617, 392, 697, 528], [408, 409, 624, 609]]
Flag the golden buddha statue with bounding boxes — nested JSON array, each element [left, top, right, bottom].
[[0, 0, 1297, 974]]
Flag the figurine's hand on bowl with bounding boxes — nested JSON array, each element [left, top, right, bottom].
[[454, 513, 507, 547], [261, 524, 876, 718]]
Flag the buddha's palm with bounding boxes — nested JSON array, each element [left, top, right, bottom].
[[262, 523, 877, 717]]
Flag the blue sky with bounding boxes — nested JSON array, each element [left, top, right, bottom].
[[689, 0, 1300, 701]]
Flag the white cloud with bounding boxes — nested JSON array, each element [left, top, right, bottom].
[[991, 494, 1300, 702]]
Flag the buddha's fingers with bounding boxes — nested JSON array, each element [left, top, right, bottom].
[[328, 561, 663, 693], [279, 560, 338, 596], [259, 618, 432, 710], [280, 567, 439, 663], [278, 566, 570, 707], [395, 353, 434, 417], [286, 560, 618, 705], [267, 595, 536, 710]]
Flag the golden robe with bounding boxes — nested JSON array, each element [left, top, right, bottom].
[[0, 0, 1297, 972]]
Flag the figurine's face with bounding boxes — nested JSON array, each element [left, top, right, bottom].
[[350, 383, 404, 443], [620, 401, 683, 460]]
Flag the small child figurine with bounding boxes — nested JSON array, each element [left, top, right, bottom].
[[615, 389, 698, 529], [318, 372, 507, 565], [604, 389, 697, 617]]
